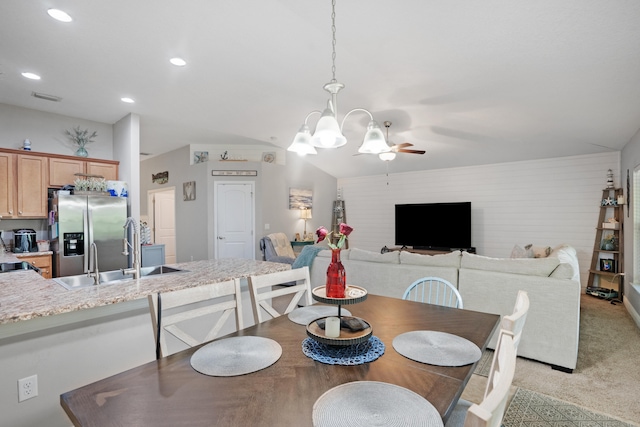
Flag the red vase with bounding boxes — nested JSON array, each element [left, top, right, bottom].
[[326, 248, 346, 298]]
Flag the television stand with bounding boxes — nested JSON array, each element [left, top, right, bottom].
[[382, 246, 476, 256]]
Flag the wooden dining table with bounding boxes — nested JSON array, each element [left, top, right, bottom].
[[60, 294, 499, 427]]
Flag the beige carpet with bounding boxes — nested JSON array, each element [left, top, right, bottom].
[[462, 293, 640, 425]]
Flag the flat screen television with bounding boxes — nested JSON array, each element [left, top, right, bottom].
[[395, 202, 472, 250]]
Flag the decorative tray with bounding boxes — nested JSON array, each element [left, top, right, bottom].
[[311, 285, 368, 305], [306, 316, 372, 346]]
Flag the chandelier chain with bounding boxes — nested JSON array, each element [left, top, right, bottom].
[[330, 0, 337, 83]]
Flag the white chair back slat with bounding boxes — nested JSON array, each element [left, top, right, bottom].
[[248, 267, 313, 323], [402, 276, 463, 309]]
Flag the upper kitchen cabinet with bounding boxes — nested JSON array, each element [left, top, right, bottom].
[[0, 151, 15, 218], [49, 157, 84, 187], [16, 153, 47, 218], [49, 156, 119, 187], [86, 161, 118, 181]]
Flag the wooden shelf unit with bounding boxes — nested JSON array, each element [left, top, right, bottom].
[[587, 188, 624, 299]]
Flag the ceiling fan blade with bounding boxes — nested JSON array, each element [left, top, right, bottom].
[[394, 142, 413, 148], [397, 149, 426, 155]]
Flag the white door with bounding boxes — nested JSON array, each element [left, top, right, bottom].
[[148, 188, 177, 264], [214, 182, 254, 259]]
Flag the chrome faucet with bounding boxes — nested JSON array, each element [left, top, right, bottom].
[[87, 242, 100, 285], [121, 217, 141, 279]]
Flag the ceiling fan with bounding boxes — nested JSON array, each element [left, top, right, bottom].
[[380, 121, 425, 161], [354, 121, 425, 161]]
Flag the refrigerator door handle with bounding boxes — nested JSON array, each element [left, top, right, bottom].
[[83, 209, 90, 273]]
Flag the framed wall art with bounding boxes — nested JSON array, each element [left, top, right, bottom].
[[183, 181, 196, 201], [289, 188, 312, 210]]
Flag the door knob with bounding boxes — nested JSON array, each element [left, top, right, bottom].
[[217, 236, 226, 240]]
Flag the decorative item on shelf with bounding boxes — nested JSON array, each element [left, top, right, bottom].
[[617, 194, 625, 205], [64, 126, 98, 157], [601, 234, 618, 251], [601, 197, 617, 206], [193, 151, 208, 164], [22, 139, 31, 151], [316, 223, 353, 298], [602, 217, 620, 229], [606, 169, 614, 188], [599, 258, 616, 273], [106, 180, 128, 197], [262, 152, 276, 163]]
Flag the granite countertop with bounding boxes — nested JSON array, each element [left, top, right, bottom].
[[0, 258, 290, 325]]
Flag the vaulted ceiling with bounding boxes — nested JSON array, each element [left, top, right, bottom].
[[2, 0, 640, 178]]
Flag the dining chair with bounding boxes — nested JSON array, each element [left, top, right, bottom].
[[147, 278, 243, 359], [248, 266, 313, 323], [445, 332, 517, 427], [402, 276, 463, 309], [501, 290, 529, 350], [482, 290, 529, 398]]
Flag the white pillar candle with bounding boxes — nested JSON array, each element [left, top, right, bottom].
[[325, 317, 340, 338], [617, 195, 625, 205]]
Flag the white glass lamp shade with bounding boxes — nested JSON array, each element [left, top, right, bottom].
[[310, 108, 347, 148], [379, 151, 397, 161], [357, 120, 391, 154], [287, 124, 318, 155]]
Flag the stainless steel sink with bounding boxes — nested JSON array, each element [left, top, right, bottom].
[[53, 265, 186, 290]]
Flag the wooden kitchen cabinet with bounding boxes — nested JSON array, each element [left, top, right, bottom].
[[86, 161, 118, 181], [49, 157, 119, 187], [17, 253, 53, 279], [0, 152, 15, 218], [16, 154, 48, 218], [49, 157, 85, 187]]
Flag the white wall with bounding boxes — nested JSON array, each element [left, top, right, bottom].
[[0, 103, 113, 159], [338, 152, 620, 288], [621, 127, 640, 320]]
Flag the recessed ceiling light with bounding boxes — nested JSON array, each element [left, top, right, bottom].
[[47, 9, 72, 22], [121, 97, 135, 103], [170, 57, 187, 67], [21, 72, 41, 80]]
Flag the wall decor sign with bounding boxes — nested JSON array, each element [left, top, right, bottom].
[[194, 151, 209, 164], [183, 181, 196, 201], [289, 188, 313, 210], [152, 171, 169, 184], [211, 170, 257, 176]]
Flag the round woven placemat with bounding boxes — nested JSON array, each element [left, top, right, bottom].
[[312, 381, 444, 427], [302, 336, 385, 365], [190, 336, 282, 377], [392, 331, 481, 367], [288, 305, 352, 325]]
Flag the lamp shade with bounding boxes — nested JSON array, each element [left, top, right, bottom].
[[379, 151, 396, 161], [358, 120, 391, 154], [300, 209, 312, 220], [311, 107, 347, 148], [287, 124, 318, 155]]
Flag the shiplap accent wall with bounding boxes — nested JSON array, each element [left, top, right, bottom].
[[337, 152, 620, 288]]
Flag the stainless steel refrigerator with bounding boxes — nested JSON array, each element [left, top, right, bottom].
[[51, 195, 128, 277]]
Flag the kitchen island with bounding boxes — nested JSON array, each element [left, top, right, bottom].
[[0, 252, 290, 427]]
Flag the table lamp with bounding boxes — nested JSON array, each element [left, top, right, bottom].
[[300, 209, 312, 240]]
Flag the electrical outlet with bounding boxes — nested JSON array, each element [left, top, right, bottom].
[[18, 375, 38, 402]]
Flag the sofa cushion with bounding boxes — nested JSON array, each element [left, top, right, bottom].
[[461, 252, 560, 277], [510, 245, 534, 258], [526, 244, 552, 258], [550, 244, 580, 282], [549, 263, 574, 280], [400, 250, 461, 268], [316, 248, 351, 259], [349, 248, 399, 264]]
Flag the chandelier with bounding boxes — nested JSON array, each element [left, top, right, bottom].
[[287, 0, 390, 156]]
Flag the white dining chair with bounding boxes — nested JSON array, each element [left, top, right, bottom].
[[148, 279, 243, 359], [402, 276, 463, 309], [248, 266, 313, 323], [501, 290, 529, 351], [445, 332, 517, 427]]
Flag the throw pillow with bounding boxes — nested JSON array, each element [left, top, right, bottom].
[[510, 245, 534, 258], [525, 244, 552, 258]]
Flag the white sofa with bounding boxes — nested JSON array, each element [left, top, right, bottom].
[[309, 246, 581, 372]]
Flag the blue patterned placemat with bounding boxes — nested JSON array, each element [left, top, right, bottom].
[[302, 336, 385, 365]]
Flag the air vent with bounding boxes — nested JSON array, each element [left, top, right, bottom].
[[31, 92, 62, 102]]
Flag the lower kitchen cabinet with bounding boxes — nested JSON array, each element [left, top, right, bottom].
[[141, 244, 165, 267], [16, 253, 53, 279]]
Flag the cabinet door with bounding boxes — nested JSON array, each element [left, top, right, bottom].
[[86, 162, 118, 181], [16, 154, 47, 218], [18, 254, 52, 279], [49, 158, 85, 187], [0, 152, 15, 218]]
